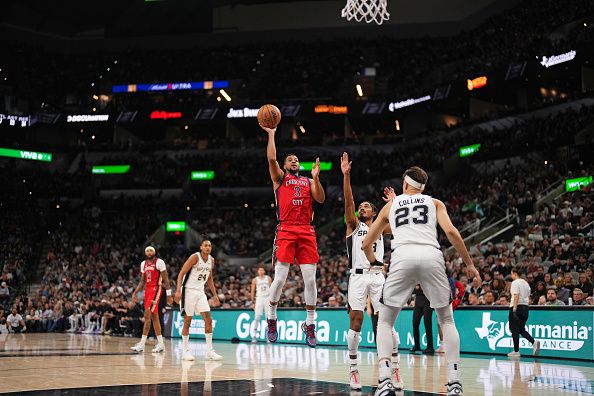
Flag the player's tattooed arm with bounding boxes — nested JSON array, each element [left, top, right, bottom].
[[362, 201, 391, 264], [209, 259, 220, 307], [341, 152, 358, 234], [132, 273, 146, 303], [160, 267, 173, 305], [263, 125, 284, 187], [310, 157, 325, 203], [174, 254, 198, 304]]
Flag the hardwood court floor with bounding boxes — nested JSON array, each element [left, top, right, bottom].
[[0, 333, 592, 395]]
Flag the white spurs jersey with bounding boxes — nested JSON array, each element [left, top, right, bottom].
[[389, 194, 439, 251], [183, 253, 213, 290], [346, 221, 384, 270], [255, 275, 271, 298]]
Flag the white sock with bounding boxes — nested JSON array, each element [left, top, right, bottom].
[[306, 310, 315, 326], [436, 305, 461, 383], [268, 304, 278, 320], [378, 359, 392, 381], [391, 329, 399, 367], [182, 335, 189, 352], [140, 335, 148, 345], [347, 329, 360, 365], [205, 333, 213, 352], [377, 305, 400, 362], [157, 335, 164, 344]]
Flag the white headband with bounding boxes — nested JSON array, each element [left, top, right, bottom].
[[405, 175, 425, 190], [145, 246, 155, 253]]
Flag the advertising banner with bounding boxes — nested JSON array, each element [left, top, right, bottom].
[[170, 308, 593, 360]]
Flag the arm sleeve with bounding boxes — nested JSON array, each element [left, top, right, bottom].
[[157, 259, 166, 272]]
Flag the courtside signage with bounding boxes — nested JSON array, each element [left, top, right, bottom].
[[314, 105, 348, 114], [226, 107, 259, 118], [91, 165, 130, 174], [112, 80, 229, 93], [299, 162, 333, 171], [459, 143, 481, 158], [170, 308, 594, 360], [191, 170, 215, 181], [540, 50, 577, 68], [166, 222, 186, 232], [565, 176, 592, 192], [0, 147, 52, 162], [150, 111, 182, 120], [66, 114, 109, 122], [0, 113, 30, 127], [388, 95, 431, 111]]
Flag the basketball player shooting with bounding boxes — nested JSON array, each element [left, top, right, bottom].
[[174, 240, 223, 361], [260, 123, 325, 348], [341, 152, 401, 391], [131, 246, 173, 353], [362, 167, 480, 396]]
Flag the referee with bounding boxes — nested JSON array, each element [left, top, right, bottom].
[[508, 267, 540, 357]]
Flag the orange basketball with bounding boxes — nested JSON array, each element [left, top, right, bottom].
[[257, 104, 282, 129]]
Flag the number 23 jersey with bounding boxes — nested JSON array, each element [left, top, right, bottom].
[[183, 253, 213, 291], [389, 194, 439, 250]]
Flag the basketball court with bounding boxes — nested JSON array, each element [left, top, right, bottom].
[[1, 334, 592, 395]]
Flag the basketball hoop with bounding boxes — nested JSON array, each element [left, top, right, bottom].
[[341, 0, 390, 25]]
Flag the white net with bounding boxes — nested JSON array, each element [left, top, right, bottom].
[[341, 0, 390, 25]]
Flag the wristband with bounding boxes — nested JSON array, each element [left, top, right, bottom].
[[166, 289, 172, 296]]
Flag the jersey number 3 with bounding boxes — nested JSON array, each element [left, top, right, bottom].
[[394, 205, 428, 227]]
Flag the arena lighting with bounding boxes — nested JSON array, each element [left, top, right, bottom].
[[540, 50, 577, 68], [314, 105, 348, 114], [91, 165, 130, 174], [0, 113, 30, 127], [356, 84, 363, 97], [150, 111, 182, 120], [190, 170, 215, 181], [220, 89, 231, 102], [459, 143, 481, 158], [66, 114, 109, 122], [112, 80, 229, 93], [299, 125, 306, 133], [565, 176, 592, 192], [166, 222, 186, 232], [467, 76, 488, 91], [92, 95, 99, 100], [388, 95, 431, 111], [299, 162, 332, 171], [0, 147, 52, 162]]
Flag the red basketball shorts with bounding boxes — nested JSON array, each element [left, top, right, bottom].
[[273, 224, 319, 265], [144, 285, 162, 313]]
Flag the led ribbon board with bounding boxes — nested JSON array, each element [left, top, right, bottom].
[[565, 176, 592, 192], [92, 165, 130, 174], [191, 170, 215, 180], [299, 162, 333, 171], [459, 144, 481, 158], [112, 81, 229, 93], [0, 147, 52, 162], [166, 222, 186, 232]]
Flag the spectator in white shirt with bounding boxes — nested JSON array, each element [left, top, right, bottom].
[[7, 307, 26, 333]]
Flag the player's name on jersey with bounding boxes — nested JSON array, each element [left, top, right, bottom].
[[397, 197, 426, 206], [285, 178, 309, 187]]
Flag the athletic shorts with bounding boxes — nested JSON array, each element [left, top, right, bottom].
[[273, 224, 319, 265], [181, 288, 210, 316], [254, 296, 268, 317], [144, 285, 162, 313], [382, 245, 451, 309], [348, 271, 385, 312]]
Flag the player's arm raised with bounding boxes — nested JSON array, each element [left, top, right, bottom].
[[362, 202, 391, 264], [310, 157, 326, 203], [208, 260, 220, 307], [341, 152, 358, 234], [433, 198, 481, 283], [174, 254, 198, 304], [132, 272, 146, 304], [261, 125, 284, 187]]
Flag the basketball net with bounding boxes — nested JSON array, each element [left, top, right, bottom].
[[341, 0, 390, 25]]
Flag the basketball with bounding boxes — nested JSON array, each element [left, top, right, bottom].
[[257, 104, 282, 129]]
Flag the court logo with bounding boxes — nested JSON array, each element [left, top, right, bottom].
[[475, 312, 590, 352]]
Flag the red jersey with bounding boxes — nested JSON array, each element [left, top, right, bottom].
[[275, 173, 314, 225], [141, 258, 166, 288]]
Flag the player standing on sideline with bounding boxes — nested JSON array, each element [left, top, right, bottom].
[[174, 240, 223, 361], [260, 123, 325, 348], [341, 153, 402, 391], [131, 246, 173, 353], [363, 167, 480, 396], [250, 267, 272, 343]]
